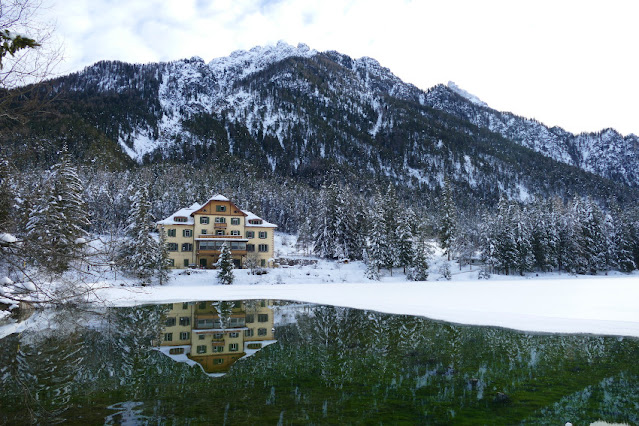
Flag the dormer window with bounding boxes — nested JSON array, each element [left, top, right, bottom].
[[216, 205, 226, 212], [248, 219, 262, 225], [174, 216, 187, 223]]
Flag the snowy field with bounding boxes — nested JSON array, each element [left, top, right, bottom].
[[85, 233, 639, 338], [4, 233, 639, 338]]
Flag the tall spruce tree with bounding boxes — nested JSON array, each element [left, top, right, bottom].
[[313, 182, 339, 258], [216, 242, 234, 285], [156, 227, 171, 285], [439, 177, 457, 261], [121, 187, 157, 284], [26, 148, 89, 274]]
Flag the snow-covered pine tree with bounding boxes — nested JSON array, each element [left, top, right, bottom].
[[576, 198, 608, 274], [334, 183, 357, 260], [295, 217, 313, 255], [25, 148, 89, 274], [382, 185, 400, 273], [0, 157, 14, 233], [513, 205, 534, 275], [396, 216, 414, 273], [364, 248, 380, 280], [439, 177, 457, 261], [155, 227, 171, 285], [407, 241, 429, 281], [366, 194, 388, 279], [609, 202, 636, 273], [313, 182, 339, 258], [216, 242, 234, 285], [121, 187, 157, 284]]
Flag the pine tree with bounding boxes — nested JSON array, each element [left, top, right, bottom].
[[382, 185, 400, 273], [610, 202, 636, 273], [439, 177, 457, 261], [216, 242, 234, 285], [121, 187, 157, 284], [313, 182, 339, 258], [396, 216, 414, 273], [366, 195, 388, 279], [156, 227, 171, 285], [407, 241, 429, 281], [25, 149, 89, 274], [295, 217, 313, 255]]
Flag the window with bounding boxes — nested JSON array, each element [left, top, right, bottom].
[[229, 332, 239, 338], [214, 358, 224, 365], [246, 231, 255, 238], [247, 244, 255, 252], [182, 243, 193, 252], [179, 316, 190, 326], [258, 328, 267, 336], [197, 345, 207, 354], [200, 217, 209, 224], [183, 259, 189, 267], [215, 230, 225, 236], [229, 343, 238, 352], [199, 302, 206, 309], [167, 243, 178, 252], [183, 229, 192, 238], [169, 348, 184, 355], [245, 328, 254, 337], [213, 345, 224, 352], [179, 332, 190, 340], [248, 219, 262, 225], [213, 333, 224, 339], [166, 317, 176, 326], [231, 218, 240, 225], [198, 334, 205, 340], [260, 259, 266, 267], [174, 217, 187, 223], [182, 302, 189, 309], [216, 205, 226, 212], [230, 230, 240, 236], [215, 217, 226, 223], [258, 314, 268, 322], [168, 259, 174, 266], [167, 229, 176, 237], [229, 317, 245, 327], [201, 229, 207, 235], [164, 333, 173, 341], [258, 244, 269, 252], [246, 314, 255, 323], [259, 231, 267, 239]]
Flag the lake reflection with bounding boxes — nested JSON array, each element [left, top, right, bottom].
[[157, 300, 276, 376], [0, 300, 638, 424]]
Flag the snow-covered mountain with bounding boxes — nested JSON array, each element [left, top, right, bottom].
[[5, 41, 638, 206]]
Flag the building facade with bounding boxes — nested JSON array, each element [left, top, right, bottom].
[[157, 195, 277, 269]]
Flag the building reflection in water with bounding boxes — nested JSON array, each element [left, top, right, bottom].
[[156, 300, 275, 376]]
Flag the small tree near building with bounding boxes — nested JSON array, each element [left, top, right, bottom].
[[216, 242, 234, 285]]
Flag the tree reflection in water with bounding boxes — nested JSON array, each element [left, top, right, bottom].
[[0, 301, 637, 424]]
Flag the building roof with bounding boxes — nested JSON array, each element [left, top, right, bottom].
[[157, 203, 202, 225], [157, 196, 277, 228], [242, 210, 278, 228]]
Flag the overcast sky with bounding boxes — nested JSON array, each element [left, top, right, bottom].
[[43, 0, 639, 136]]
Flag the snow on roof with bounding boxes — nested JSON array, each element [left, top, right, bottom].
[[0, 233, 17, 243], [242, 210, 278, 228], [207, 194, 229, 202], [157, 203, 202, 225], [158, 196, 277, 228]]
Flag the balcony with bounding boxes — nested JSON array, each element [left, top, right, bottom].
[[197, 235, 245, 239]]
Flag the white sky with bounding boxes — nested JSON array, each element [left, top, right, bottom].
[[42, 0, 639, 136]]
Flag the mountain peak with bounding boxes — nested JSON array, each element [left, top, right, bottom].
[[447, 81, 488, 107]]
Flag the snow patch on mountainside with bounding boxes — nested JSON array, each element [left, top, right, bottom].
[[447, 81, 488, 107]]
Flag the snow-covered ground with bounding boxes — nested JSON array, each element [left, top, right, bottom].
[[4, 233, 639, 338]]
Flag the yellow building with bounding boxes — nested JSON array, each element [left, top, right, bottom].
[[157, 194, 277, 269], [157, 300, 276, 375]]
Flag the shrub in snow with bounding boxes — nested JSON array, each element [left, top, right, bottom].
[[438, 262, 452, 281]]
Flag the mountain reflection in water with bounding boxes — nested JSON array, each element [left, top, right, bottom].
[[0, 300, 638, 424]]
